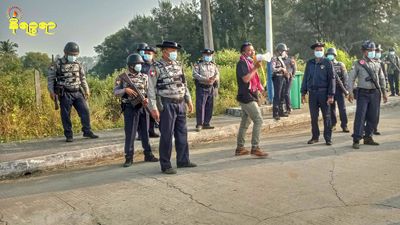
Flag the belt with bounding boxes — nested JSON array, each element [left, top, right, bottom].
[[64, 88, 80, 93], [358, 88, 378, 93], [197, 83, 212, 89], [310, 87, 327, 91], [161, 97, 184, 104]]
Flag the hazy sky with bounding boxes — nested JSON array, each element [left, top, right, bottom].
[[0, 0, 187, 57]]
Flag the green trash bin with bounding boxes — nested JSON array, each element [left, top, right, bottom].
[[290, 72, 303, 109]]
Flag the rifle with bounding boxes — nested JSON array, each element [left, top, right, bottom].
[[334, 71, 349, 96], [51, 55, 59, 110], [387, 56, 400, 72], [358, 60, 383, 95], [120, 72, 159, 125]]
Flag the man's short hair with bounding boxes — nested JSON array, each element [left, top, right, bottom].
[[240, 41, 252, 53]]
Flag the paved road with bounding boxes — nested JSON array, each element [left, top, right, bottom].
[[0, 106, 399, 225]]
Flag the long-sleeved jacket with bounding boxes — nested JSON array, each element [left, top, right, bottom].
[[332, 60, 349, 90], [284, 56, 297, 78], [301, 57, 336, 97]]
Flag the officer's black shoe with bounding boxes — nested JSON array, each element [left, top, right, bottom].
[[123, 158, 133, 167], [83, 132, 99, 139], [162, 168, 177, 174], [363, 137, 379, 145], [273, 116, 280, 120], [331, 126, 337, 131], [195, 125, 202, 132], [390, 94, 395, 96], [144, 154, 159, 162], [326, 141, 332, 146], [136, 136, 141, 141], [202, 125, 215, 129], [66, 137, 74, 142], [307, 139, 319, 144], [287, 108, 292, 114], [373, 131, 381, 135], [279, 113, 289, 117], [352, 141, 360, 149], [342, 127, 350, 133], [149, 132, 160, 138], [177, 162, 197, 168]]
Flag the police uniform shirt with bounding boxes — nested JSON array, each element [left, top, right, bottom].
[[301, 57, 336, 96], [114, 71, 148, 106], [386, 54, 400, 75], [48, 57, 89, 94], [348, 57, 386, 93], [193, 61, 219, 85], [283, 57, 297, 77], [147, 59, 192, 111]]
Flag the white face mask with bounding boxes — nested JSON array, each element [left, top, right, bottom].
[[134, 64, 142, 73], [389, 51, 395, 55], [67, 55, 77, 62]]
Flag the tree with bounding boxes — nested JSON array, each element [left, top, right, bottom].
[[21, 52, 51, 75], [0, 39, 18, 56]]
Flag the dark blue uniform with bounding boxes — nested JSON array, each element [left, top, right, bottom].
[[139, 62, 158, 137], [271, 56, 287, 118], [301, 58, 336, 142]]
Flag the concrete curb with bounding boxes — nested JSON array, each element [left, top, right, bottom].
[[1, 99, 399, 180]]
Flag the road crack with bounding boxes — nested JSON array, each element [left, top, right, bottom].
[[328, 146, 347, 206], [143, 174, 261, 223], [256, 203, 400, 224], [52, 194, 76, 211]]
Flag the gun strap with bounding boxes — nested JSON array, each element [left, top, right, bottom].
[[358, 60, 380, 90]]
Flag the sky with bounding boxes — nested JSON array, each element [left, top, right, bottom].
[[0, 0, 187, 57]]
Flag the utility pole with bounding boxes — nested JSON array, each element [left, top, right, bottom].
[[200, 0, 214, 50], [265, 0, 274, 104]]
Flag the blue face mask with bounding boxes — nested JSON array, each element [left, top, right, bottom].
[[139, 50, 145, 57], [314, 51, 324, 58], [134, 64, 142, 72], [375, 52, 382, 59], [143, 54, 152, 61], [169, 51, 178, 61], [204, 55, 212, 62], [67, 55, 77, 62], [326, 54, 335, 61], [367, 51, 376, 59]]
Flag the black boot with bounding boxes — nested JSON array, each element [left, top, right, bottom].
[[363, 136, 379, 145], [353, 141, 360, 149], [144, 153, 159, 162], [83, 132, 99, 139], [123, 157, 133, 167]]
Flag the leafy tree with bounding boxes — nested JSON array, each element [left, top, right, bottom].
[[21, 52, 51, 75], [0, 39, 18, 56]]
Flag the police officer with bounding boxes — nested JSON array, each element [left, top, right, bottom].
[[283, 54, 297, 114], [193, 48, 220, 131], [137, 43, 148, 58], [301, 42, 335, 145], [325, 48, 350, 133], [348, 40, 388, 149], [385, 47, 400, 96], [48, 42, 98, 142], [139, 45, 160, 138], [372, 44, 386, 135], [148, 41, 197, 174], [114, 53, 159, 167], [271, 43, 290, 120]]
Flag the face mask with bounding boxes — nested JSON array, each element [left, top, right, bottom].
[[326, 54, 335, 61], [314, 51, 324, 58], [204, 55, 212, 62], [134, 64, 142, 72], [389, 51, 395, 55], [367, 51, 376, 59], [169, 51, 178, 61], [143, 54, 152, 61], [139, 50, 145, 57], [281, 52, 288, 58], [375, 52, 382, 59], [67, 55, 77, 62]]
